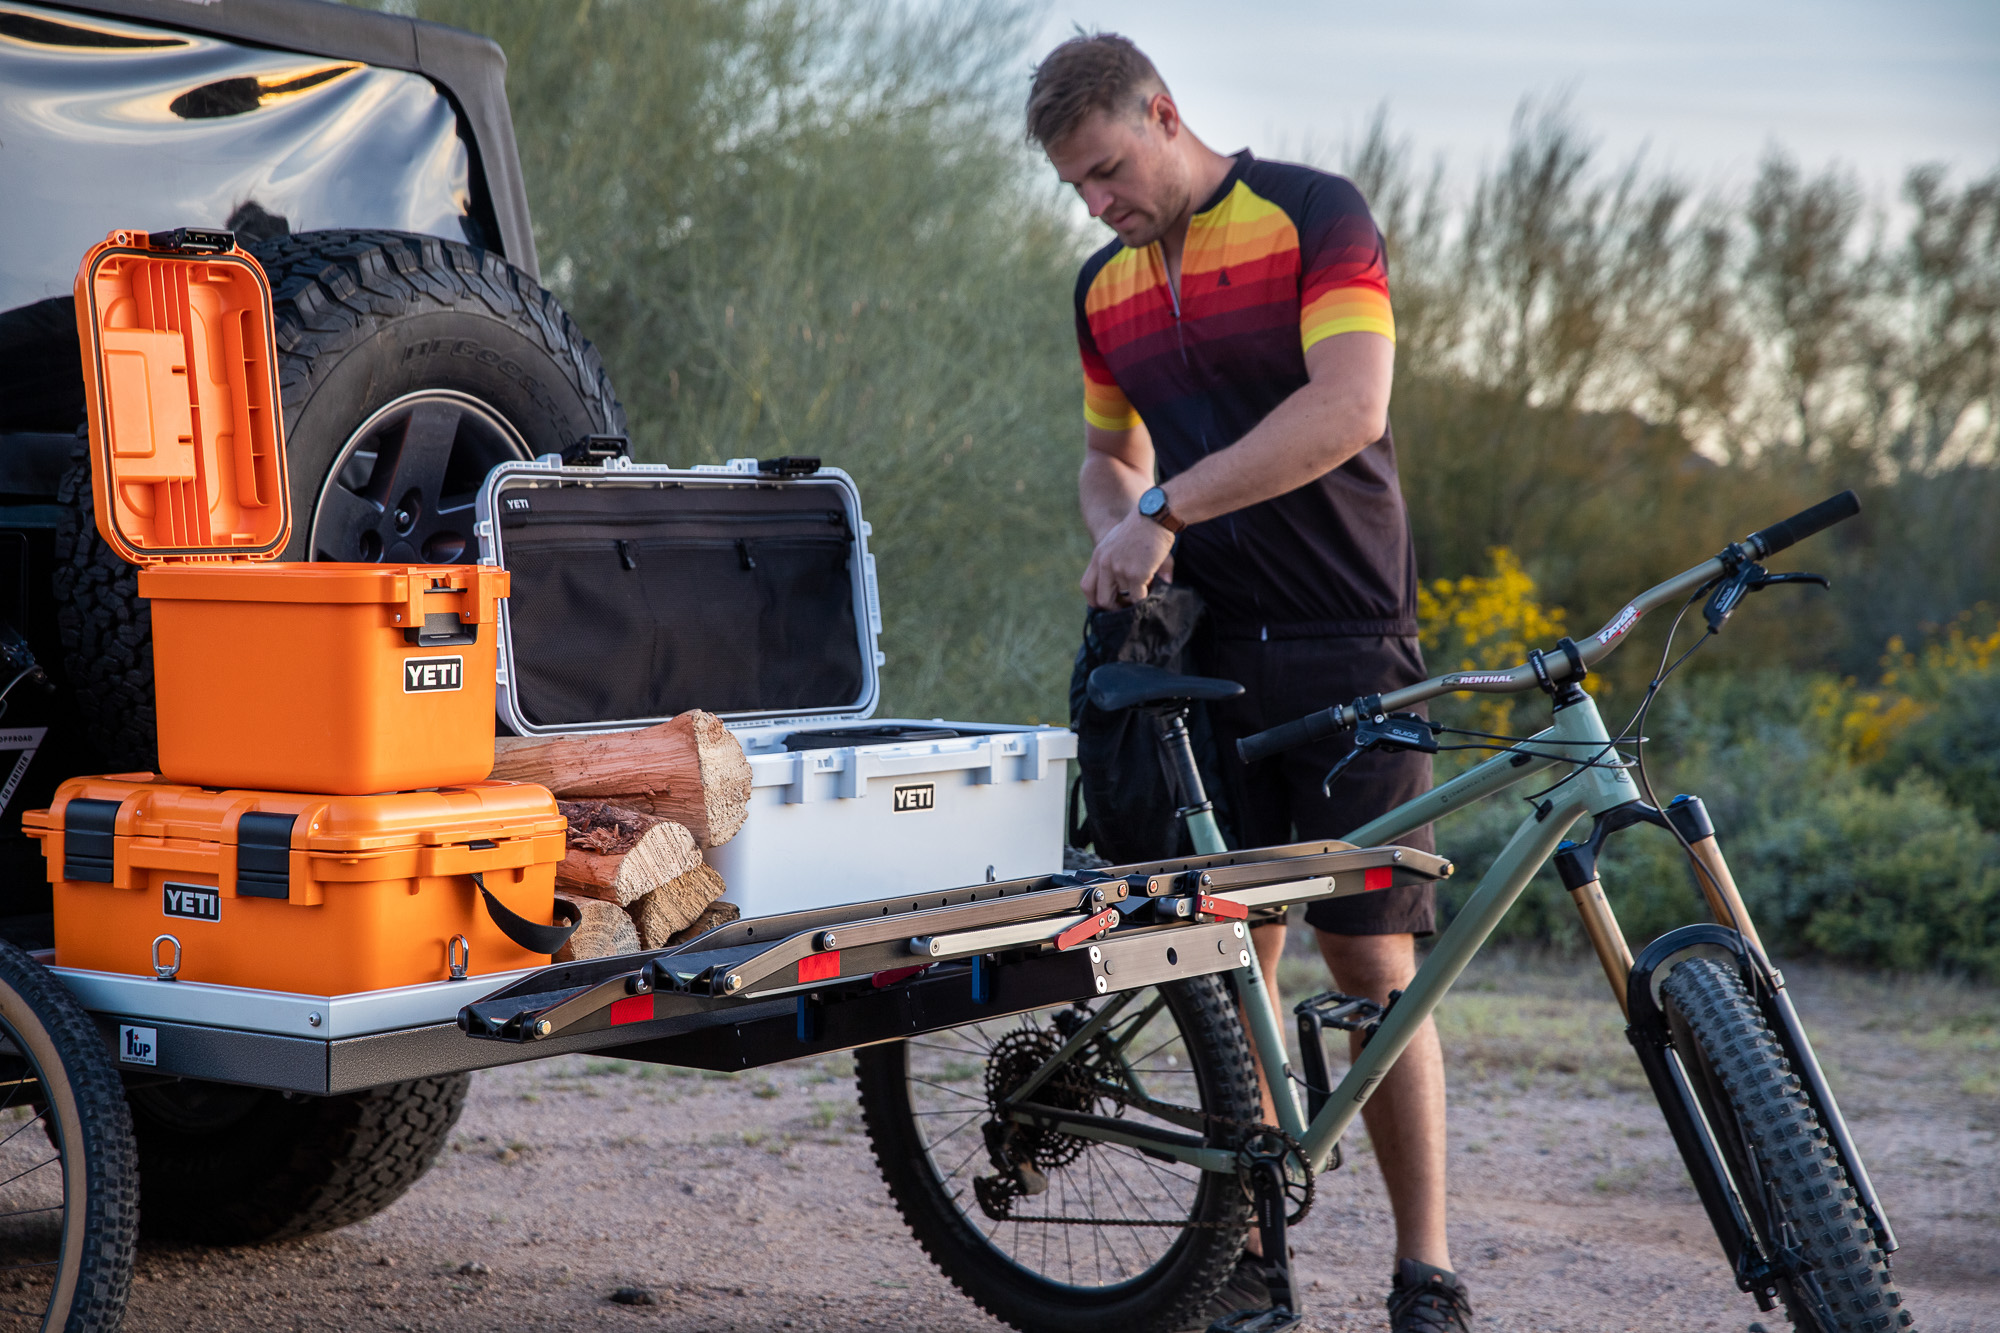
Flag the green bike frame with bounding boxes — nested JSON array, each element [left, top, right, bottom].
[[1019, 690, 1641, 1175]]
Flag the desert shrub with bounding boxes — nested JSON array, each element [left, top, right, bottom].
[[1741, 776, 2000, 977], [1879, 672, 2000, 831]]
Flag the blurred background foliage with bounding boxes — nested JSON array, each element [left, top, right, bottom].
[[389, 0, 1999, 975]]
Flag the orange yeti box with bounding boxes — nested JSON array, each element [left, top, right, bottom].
[[25, 776, 568, 995], [74, 228, 506, 794]]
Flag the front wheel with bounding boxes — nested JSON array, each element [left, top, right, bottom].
[[1661, 958, 1912, 1332], [0, 940, 136, 1332], [856, 975, 1257, 1333]]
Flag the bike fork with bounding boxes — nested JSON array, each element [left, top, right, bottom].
[[1562, 794, 1897, 1307]]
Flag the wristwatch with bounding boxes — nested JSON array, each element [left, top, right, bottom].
[[1137, 486, 1186, 534]]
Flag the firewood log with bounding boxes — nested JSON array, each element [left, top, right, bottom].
[[629, 863, 727, 950], [553, 890, 640, 962], [493, 710, 752, 847], [664, 899, 740, 949], [554, 800, 701, 907]]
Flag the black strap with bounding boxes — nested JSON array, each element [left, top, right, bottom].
[[474, 873, 581, 955]]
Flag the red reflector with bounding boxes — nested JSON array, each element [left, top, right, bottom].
[[1363, 866, 1394, 891], [798, 951, 841, 983], [608, 994, 653, 1026]]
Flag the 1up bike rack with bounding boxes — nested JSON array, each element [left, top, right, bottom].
[[456, 841, 1451, 1074]]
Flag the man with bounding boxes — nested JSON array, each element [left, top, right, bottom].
[[1030, 34, 1473, 1333]]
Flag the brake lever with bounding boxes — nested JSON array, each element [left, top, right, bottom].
[[1703, 563, 1830, 634], [1321, 711, 1440, 797]]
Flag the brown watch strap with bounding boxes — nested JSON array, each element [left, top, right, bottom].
[[1141, 487, 1186, 534]]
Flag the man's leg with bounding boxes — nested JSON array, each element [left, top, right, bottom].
[[1314, 928, 1451, 1271]]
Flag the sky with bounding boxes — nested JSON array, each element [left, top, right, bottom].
[[1026, 1, 2000, 203]]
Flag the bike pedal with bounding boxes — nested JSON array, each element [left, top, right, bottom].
[[1293, 990, 1384, 1120], [1205, 1307, 1304, 1333]]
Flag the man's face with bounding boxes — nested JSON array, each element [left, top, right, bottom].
[[1047, 96, 1190, 250]]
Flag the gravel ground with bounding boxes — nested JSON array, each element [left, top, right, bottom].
[[118, 949, 1997, 1332]]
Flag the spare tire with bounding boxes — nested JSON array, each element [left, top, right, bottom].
[[126, 1074, 470, 1244], [54, 229, 624, 770]]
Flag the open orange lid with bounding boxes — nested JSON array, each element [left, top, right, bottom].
[[72, 227, 290, 565]]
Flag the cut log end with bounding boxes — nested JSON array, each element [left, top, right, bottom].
[[630, 863, 727, 950], [553, 891, 641, 962], [664, 899, 740, 949], [554, 801, 701, 906], [494, 710, 751, 847]]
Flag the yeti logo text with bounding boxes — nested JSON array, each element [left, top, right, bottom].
[[403, 656, 464, 693], [119, 1026, 157, 1067], [162, 883, 220, 922], [893, 783, 936, 813]]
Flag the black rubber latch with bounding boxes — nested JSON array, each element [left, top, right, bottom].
[[405, 611, 477, 648], [757, 456, 821, 477], [62, 797, 121, 884], [474, 873, 581, 955], [235, 811, 297, 900], [147, 227, 234, 253], [563, 433, 629, 464]]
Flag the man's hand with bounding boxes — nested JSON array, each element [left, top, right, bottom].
[[1081, 508, 1176, 609]]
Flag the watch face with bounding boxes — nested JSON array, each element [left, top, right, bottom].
[[1140, 488, 1165, 517]]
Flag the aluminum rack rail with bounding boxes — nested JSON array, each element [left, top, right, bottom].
[[458, 841, 1452, 1049]]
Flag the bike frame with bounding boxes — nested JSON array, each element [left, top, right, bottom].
[[1015, 689, 1646, 1174]]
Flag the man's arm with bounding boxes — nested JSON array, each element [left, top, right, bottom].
[[1081, 330, 1394, 609], [1080, 420, 1154, 543]]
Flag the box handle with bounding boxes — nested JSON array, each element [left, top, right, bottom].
[[473, 872, 580, 955]]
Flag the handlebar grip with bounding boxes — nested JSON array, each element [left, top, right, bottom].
[[1747, 490, 1859, 559], [1236, 705, 1348, 765]]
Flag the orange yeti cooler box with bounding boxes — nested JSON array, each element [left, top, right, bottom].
[[74, 228, 507, 794], [25, 776, 569, 994]]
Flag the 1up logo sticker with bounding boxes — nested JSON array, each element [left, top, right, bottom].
[[404, 656, 464, 693], [119, 1026, 157, 1067]]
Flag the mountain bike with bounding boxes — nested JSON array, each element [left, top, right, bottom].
[[858, 491, 1913, 1333]]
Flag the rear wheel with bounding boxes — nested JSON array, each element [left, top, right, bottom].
[[127, 1074, 469, 1245], [1661, 958, 1911, 1332], [0, 940, 135, 1332], [856, 976, 1256, 1333]]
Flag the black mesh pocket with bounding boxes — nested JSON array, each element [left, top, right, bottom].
[[501, 484, 866, 725]]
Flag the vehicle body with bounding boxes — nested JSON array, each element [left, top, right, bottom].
[[0, 0, 615, 946]]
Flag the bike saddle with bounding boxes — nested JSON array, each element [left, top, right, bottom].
[[1086, 662, 1245, 712]]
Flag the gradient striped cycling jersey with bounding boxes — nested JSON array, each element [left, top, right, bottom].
[[1076, 151, 1419, 637]]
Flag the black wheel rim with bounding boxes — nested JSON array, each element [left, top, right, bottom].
[[0, 1017, 69, 1329], [308, 390, 531, 564]]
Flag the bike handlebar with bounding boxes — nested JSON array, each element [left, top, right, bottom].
[[1235, 491, 1861, 763], [1745, 489, 1860, 561]]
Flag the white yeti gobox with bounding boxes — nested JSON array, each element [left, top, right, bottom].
[[474, 456, 1075, 919]]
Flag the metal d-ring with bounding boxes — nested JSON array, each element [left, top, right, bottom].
[[152, 934, 181, 981], [447, 934, 471, 980]]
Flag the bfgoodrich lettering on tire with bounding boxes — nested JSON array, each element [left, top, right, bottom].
[[54, 228, 623, 769]]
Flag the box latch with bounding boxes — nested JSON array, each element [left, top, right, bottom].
[[62, 798, 122, 884], [235, 811, 297, 899]]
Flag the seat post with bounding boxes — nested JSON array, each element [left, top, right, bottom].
[[1152, 707, 1226, 856]]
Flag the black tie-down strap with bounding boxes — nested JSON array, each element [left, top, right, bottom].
[[473, 873, 581, 955]]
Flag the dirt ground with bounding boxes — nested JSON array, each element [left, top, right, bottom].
[[119, 947, 1997, 1333]]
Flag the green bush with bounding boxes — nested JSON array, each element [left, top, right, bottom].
[[1877, 670, 2000, 832], [1742, 776, 2000, 977]]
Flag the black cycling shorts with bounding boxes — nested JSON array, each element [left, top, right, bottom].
[[1198, 633, 1436, 936]]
